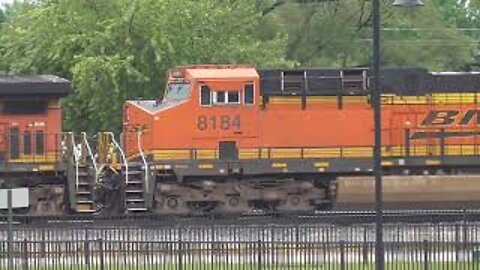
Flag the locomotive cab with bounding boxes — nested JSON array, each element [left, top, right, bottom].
[[189, 66, 261, 160], [123, 65, 261, 161]]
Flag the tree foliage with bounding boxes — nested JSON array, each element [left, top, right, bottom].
[[0, 9, 5, 24], [440, 0, 480, 69], [262, 0, 475, 69]]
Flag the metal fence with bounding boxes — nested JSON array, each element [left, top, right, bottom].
[[2, 238, 480, 270], [1, 218, 480, 269]]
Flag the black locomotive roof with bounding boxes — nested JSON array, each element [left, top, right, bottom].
[[259, 68, 480, 96], [0, 75, 71, 97]]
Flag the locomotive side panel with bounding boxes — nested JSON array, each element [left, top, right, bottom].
[[386, 97, 480, 157], [0, 99, 62, 164], [259, 98, 376, 147]]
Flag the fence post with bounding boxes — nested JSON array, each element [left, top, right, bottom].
[[22, 238, 28, 270], [455, 224, 460, 262], [340, 240, 346, 270], [178, 239, 183, 270], [257, 239, 262, 270], [7, 189, 13, 270], [84, 239, 90, 265], [423, 240, 430, 270], [362, 226, 368, 265], [40, 229, 46, 259], [98, 238, 105, 270], [84, 226, 90, 265], [362, 240, 368, 265]]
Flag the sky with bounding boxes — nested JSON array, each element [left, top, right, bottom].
[[0, 0, 15, 5]]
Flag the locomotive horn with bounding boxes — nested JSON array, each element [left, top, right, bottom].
[[392, 0, 424, 7]]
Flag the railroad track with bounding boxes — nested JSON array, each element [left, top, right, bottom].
[[1, 209, 480, 226]]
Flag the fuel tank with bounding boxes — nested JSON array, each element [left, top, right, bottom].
[[335, 174, 480, 209]]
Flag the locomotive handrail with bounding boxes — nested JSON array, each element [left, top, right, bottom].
[[81, 132, 99, 181], [137, 131, 149, 192], [105, 132, 129, 185], [67, 132, 80, 189]]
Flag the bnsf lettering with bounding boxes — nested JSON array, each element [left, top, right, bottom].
[[459, 110, 480, 125], [197, 115, 241, 131], [421, 110, 480, 126], [421, 110, 459, 126]]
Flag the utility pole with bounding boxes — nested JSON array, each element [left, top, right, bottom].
[[373, 1, 424, 269]]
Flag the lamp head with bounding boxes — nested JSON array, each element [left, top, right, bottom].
[[392, 0, 424, 7]]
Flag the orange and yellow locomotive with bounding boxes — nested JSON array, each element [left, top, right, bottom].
[[121, 65, 480, 214]]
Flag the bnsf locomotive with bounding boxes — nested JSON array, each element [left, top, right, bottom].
[[3, 65, 480, 215]]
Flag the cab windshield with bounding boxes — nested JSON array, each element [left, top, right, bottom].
[[164, 83, 191, 101]]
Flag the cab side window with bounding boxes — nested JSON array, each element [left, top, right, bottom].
[[214, 91, 240, 105], [35, 131, 44, 155], [200, 85, 211, 106], [201, 85, 242, 106], [244, 84, 254, 105], [23, 131, 32, 155], [215, 91, 226, 104], [228, 92, 239, 103]]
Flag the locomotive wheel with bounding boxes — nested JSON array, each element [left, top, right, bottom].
[[276, 195, 310, 212], [167, 197, 178, 209], [217, 195, 250, 214], [229, 196, 240, 207], [154, 195, 189, 215]]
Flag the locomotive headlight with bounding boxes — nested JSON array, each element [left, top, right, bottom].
[[171, 70, 182, 78]]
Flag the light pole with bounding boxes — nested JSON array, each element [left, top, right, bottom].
[[371, 0, 423, 270]]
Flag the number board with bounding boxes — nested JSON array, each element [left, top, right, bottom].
[[197, 115, 241, 131]]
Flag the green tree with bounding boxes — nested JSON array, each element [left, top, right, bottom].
[[0, 0, 289, 133], [438, 0, 480, 70], [262, 0, 475, 69]]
